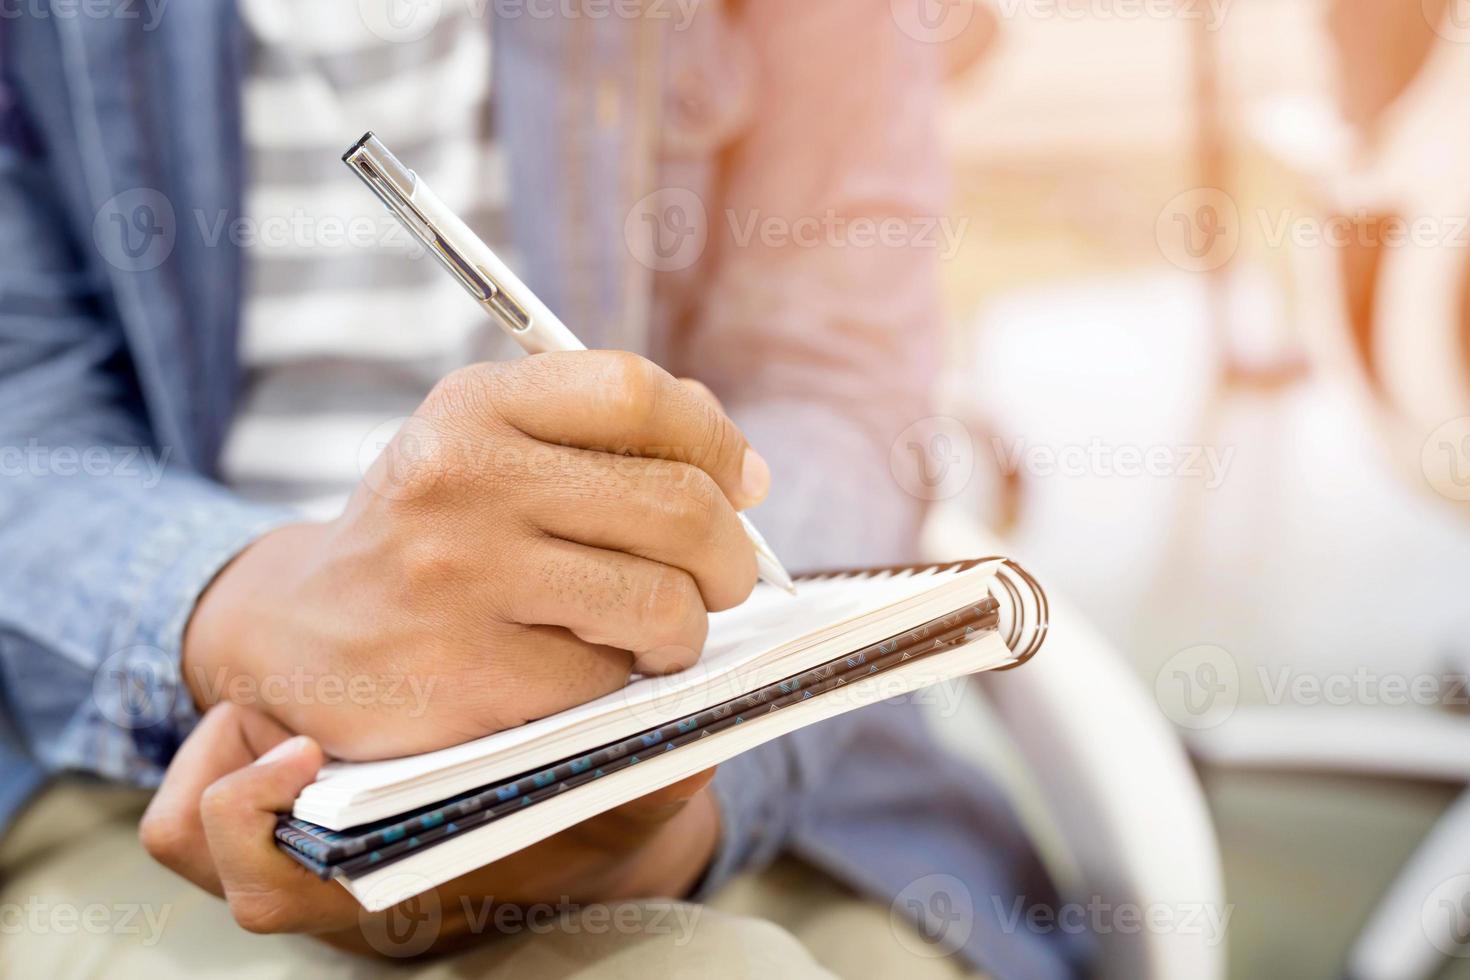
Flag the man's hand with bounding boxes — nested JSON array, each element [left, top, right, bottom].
[[183, 351, 766, 760], [140, 704, 720, 950]]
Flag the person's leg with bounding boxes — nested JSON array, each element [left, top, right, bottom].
[[0, 780, 836, 980], [709, 858, 991, 980]]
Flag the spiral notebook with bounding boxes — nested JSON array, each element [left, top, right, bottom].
[[280, 557, 1048, 911]]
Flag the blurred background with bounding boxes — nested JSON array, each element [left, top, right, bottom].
[[931, 0, 1470, 976]]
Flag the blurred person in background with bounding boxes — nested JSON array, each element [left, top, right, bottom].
[[0, 2, 1079, 979]]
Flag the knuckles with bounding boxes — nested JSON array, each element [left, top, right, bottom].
[[650, 468, 757, 611], [137, 807, 190, 869], [657, 468, 722, 546], [396, 532, 469, 595], [635, 568, 706, 671], [597, 351, 664, 435], [424, 363, 501, 422], [708, 545, 759, 612], [198, 779, 241, 826], [693, 407, 737, 482], [642, 567, 701, 635]]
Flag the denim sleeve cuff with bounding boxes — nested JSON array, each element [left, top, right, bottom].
[[96, 494, 297, 778]]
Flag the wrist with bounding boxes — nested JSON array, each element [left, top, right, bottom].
[[181, 521, 324, 716]]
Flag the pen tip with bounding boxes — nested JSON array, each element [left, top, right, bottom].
[[765, 568, 797, 596]]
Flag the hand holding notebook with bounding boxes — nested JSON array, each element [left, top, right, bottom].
[[278, 558, 1048, 911], [261, 134, 1048, 914]]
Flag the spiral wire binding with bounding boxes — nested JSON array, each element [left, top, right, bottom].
[[792, 557, 1049, 668], [989, 559, 1049, 669]]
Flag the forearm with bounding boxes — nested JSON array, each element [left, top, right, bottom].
[[0, 424, 293, 783]]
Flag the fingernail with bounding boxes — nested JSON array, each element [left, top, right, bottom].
[[254, 735, 310, 767], [740, 448, 770, 505]]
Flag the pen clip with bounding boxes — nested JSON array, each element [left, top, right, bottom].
[[343, 133, 501, 308]]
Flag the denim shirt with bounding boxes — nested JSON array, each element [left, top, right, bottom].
[[0, 3, 1085, 977]]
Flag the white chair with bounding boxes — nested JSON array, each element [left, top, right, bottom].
[[921, 502, 1228, 980], [1218, 9, 1470, 977]]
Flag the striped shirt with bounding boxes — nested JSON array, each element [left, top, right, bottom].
[[220, 0, 518, 519]]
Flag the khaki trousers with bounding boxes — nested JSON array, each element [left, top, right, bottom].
[[0, 780, 987, 980]]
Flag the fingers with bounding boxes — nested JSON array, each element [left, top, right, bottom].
[[517, 447, 757, 611], [574, 769, 720, 867], [485, 624, 635, 724], [678, 378, 724, 415], [506, 537, 709, 675], [609, 767, 719, 825], [442, 352, 770, 510], [199, 732, 360, 934], [139, 702, 299, 897]]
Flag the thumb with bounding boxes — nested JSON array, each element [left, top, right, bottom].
[[199, 735, 355, 933], [200, 734, 323, 863]]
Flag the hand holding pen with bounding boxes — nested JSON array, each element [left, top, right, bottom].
[[343, 132, 796, 595]]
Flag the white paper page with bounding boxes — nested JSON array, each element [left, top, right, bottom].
[[296, 562, 998, 817], [341, 635, 1008, 911]]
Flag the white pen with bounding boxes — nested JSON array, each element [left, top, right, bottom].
[[344, 131, 797, 595]]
